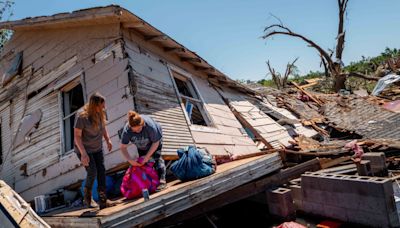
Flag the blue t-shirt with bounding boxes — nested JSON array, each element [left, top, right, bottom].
[[121, 115, 162, 152]]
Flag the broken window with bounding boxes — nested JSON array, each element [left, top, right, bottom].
[[61, 83, 84, 153], [172, 72, 211, 126], [2, 51, 23, 86]]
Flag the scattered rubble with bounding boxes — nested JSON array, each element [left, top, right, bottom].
[[247, 77, 400, 227]]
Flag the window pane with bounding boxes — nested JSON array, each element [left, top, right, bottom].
[[63, 84, 84, 116], [62, 84, 84, 153], [174, 77, 194, 98], [63, 116, 75, 152], [191, 103, 207, 126], [172, 72, 211, 127]]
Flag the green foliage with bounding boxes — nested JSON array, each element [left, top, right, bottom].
[[257, 78, 277, 88], [344, 47, 400, 74], [0, 1, 14, 53]]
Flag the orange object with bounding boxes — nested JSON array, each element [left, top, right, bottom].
[[317, 220, 342, 228]]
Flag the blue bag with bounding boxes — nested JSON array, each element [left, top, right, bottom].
[[170, 146, 217, 181]]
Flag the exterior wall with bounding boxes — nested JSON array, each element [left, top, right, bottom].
[[0, 104, 12, 184], [0, 23, 262, 201], [0, 24, 135, 201], [123, 35, 195, 156], [122, 28, 259, 159]]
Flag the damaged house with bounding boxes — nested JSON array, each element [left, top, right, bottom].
[[0, 5, 321, 227]]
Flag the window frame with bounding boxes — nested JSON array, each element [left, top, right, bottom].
[[58, 76, 86, 156], [167, 65, 215, 129]]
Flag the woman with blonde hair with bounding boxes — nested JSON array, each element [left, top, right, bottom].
[[74, 92, 113, 209], [119, 111, 167, 191]]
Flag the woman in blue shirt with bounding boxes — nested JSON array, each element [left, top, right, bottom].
[[119, 111, 167, 191]]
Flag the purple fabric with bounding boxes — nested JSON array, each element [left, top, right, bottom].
[[120, 157, 160, 199]]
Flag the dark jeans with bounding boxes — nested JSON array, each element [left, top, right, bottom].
[[138, 144, 166, 183], [77, 150, 106, 191]]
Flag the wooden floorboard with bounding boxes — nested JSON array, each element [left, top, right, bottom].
[[43, 153, 282, 228]]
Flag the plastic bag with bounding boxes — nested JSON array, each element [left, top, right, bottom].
[[120, 157, 159, 199], [170, 146, 217, 181]]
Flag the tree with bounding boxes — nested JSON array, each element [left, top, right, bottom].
[[266, 58, 298, 89], [263, 0, 380, 92], [0, 1, 14, 53]]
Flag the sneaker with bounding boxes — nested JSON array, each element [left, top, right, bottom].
[[156, 183, 167, 192]]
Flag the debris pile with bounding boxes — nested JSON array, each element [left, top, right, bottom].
[[248, 79, 400, 227]]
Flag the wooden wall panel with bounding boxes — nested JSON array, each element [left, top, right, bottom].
[[124, 38, 194, 156], [0, 105, 14, 185], [0, 24, 127, 197]]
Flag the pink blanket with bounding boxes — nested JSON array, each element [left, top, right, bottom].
[[120, 158, 160, 199]]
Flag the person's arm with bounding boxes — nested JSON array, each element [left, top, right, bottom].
[[103, 127, 113, 152], [142, 140, 160, 164], [74, 128, 89, 166], [120, 143, 142, 167]]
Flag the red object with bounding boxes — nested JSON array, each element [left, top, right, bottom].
[[276, 221, 307, 228], [317, 220, 342, 228], [383, 100, 400, 113], [344, 140, 364, 158], [120, 157, 160, 199]]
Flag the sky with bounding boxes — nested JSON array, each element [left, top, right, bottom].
[[5, 0, 400, 81]]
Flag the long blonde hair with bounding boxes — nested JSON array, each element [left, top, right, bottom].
[[80, 92, 106, 130]]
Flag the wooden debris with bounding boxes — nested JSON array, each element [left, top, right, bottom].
[[294, 135, 321, 151], [320, 156, 351, 169], [291, 81, 324, 105], [0, 180, 50, 228], [156, 158, 321, 226]]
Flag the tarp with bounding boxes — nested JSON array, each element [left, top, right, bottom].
[[371, 73, 400, 96]]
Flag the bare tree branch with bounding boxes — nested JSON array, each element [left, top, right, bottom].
[[320, 54, 329, 77], [266, 60, 281, 89], [347, 72, 380, 81], [285, 57, 299, 78], [267, 58, 299, 89], [263, 0, 353, 92], [269, 13, 284, 26], [263, 27, 336, 73], [263, 24, 292, 34]]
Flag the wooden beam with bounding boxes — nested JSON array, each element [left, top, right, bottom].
[[194, 66, 215, 72], [43, 217, 100, 228], [123, 21, 145, 28], [291, 81, 323, 105], [207, 74, 219, 79], [157, 158, 321, 226], [320, 156, 351, 169], [180, 57, 201, 63], [164, 47, 186, 53], [144, 35, 168, 42]]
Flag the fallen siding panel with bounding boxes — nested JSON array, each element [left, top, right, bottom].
[[220, 89, 292, 148]]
